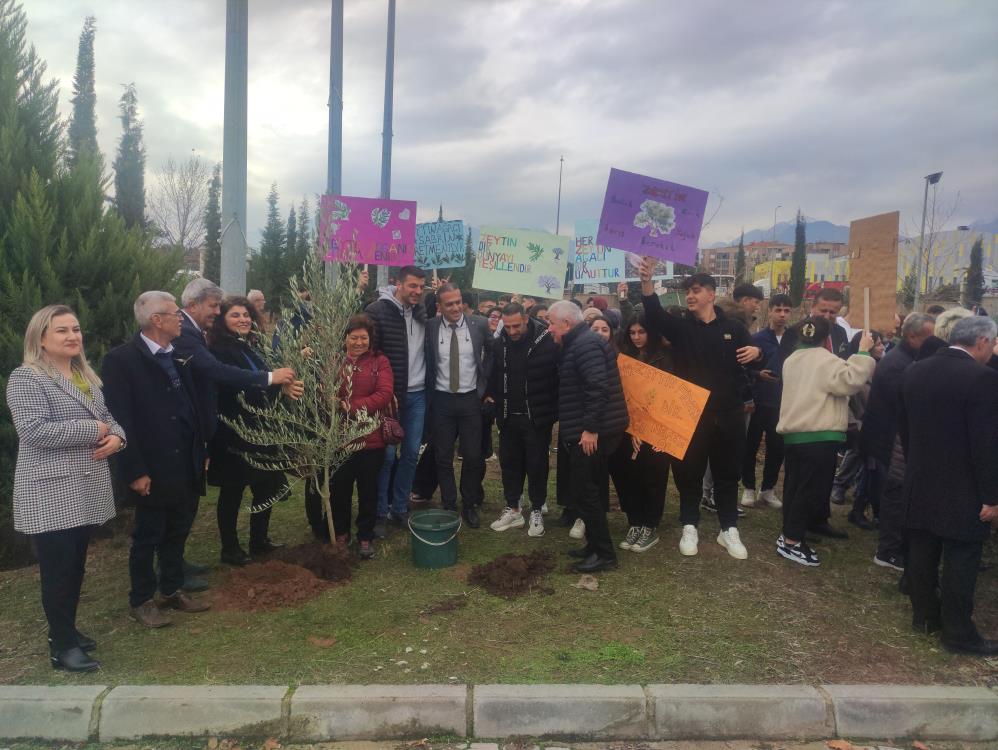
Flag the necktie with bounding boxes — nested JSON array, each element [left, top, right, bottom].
[[449, 323, 460, 393]]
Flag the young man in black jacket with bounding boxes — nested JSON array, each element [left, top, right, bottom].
[[485, 303, 558, 537], [638, 259, 761, 560], [547, 301, 628, 572]]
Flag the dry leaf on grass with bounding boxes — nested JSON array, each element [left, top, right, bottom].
[[826, 741, 855, 750], [207, 738, 218, 750], [306, 636, 337, 648], [262, 738, 281, 750], [912, 742, 931, 750], [571, 574, 599, 591]]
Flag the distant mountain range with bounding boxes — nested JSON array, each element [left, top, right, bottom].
[[706, 216, 998, 248]]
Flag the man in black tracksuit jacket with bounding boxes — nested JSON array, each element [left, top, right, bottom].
[[485, 304, 558, 534], [547, 301, 628, 572], [639, 263, 761, 559]]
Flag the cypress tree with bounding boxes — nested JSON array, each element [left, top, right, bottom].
[[202, 163, 222, 282], [285, 204, 297, 282], [789, 209, 807, 306], [112, 83, 145, 228], [295, 197, 311, 260], [247, 183, 287, 306], [67, 15, 98, 167], [0, 1, 182, 565], [964, 235, 985, 307]]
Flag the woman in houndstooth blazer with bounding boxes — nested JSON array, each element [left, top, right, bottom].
[[6, 305, 126, 673]]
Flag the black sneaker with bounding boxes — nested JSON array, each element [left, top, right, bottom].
[[776, 535, 820, 567], [873, 553, 904, 572], [373, 517, 389, 539], [701, 494, 717, 513]]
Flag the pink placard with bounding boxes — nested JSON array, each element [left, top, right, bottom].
[[320, 194, 417, 265]]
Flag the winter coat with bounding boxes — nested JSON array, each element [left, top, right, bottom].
[[339, 350, 394, 450], [858, 340, 918, 464], [640, 292, 759, 413], [487, 316, 559, 430], [207, 334, 287, 485], [899, 348, 998, 542], [556, 322, 628, 444], [365, 287, 427, 397]]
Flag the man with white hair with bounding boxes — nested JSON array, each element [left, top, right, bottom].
[[102, 291, 212, 628], [899, 316, 998, 655], [547, 300, 629, 572], [246, 289, 266, 316]]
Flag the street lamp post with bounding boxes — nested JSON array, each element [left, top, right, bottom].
[[913, 171, 943, 310], [770, 204, 781, 292]]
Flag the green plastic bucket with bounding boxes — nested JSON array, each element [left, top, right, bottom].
[[408, 509, 461, 569]]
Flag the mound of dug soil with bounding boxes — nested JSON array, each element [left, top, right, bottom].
[[271, 542, 353, 582], [468, 550, 555, 598], [213, 560, 332, 611]]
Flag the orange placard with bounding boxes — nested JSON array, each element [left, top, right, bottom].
[[617, 354, 709, 460]]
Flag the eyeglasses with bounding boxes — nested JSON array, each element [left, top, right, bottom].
[[152, 310, 184, 318]]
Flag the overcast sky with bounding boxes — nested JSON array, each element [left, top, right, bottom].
[[25, 0, 998, 247]]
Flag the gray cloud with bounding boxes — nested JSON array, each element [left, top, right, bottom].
[[24, 0, 998, 251]]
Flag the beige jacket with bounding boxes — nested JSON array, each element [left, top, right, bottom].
[[776, 347, 876, 440]]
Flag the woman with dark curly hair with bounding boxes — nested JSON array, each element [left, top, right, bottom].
[[208, 296, 302, 565]]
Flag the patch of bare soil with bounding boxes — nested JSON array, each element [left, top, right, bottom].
[[213, 560, 332, 611], [271, 541, 353, 581], [468, 550, 555, 598]]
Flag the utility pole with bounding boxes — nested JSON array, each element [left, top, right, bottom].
[[220, 0, 248, 295], [913, 171, 943, 310], [770, 204, 781, 292], [555, 155, 564, 235], [325, 0, 344, 284], [376, 0, 396, 289]]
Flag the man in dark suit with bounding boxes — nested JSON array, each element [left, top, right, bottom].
[[173, 278, 297, 585], [424, 284, 492, 527], [101, 291, 212, 628], [898, 316, 998, 655]]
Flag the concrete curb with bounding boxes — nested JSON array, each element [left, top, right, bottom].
[[0, 683, 995, 742]]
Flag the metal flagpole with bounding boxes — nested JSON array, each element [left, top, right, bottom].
[[326, 0, 344, 285], [220, 0, 248, 295], [376, 0, 396, 289], [555, 155, 564, 235]]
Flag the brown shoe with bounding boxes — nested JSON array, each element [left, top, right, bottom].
[[157, 590, 211, 613], [130, 599, 173, 628]]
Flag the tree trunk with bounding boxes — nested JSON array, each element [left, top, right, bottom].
[[322, 465, 337, 543]]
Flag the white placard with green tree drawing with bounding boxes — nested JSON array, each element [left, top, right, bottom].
[[473, 226, 571, 299]]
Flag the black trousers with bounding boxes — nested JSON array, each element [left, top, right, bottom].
[[852, 455, 884, 519], [32, 525, 93, 651], [742, 405, 784, 491], [330, 448, 383, 541], [130, 494, 197, 607], [482, 413, 495, 458], [411, 444, 438, 499], [782, 441, 839, 543], [610, 438, 670, 528], [432, 391, 484, 510], [556, 437, 574, 513], [674, 409, 745, 530], [499, 415, 553, 510], [563, 434, 621, 558], [907, 528, 984, 644], [305, 469, 327, 534], [216, 462, 287, 551], [877, 454, 906, 562]]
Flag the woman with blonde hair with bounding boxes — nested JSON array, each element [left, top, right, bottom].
[[6, 305, 126, 672]]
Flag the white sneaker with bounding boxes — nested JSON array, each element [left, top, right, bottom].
[[717, 527, 748, 559], [541, 502, 549, 515], [740, 488, 757, 507], [679, 524, 699, 556], [527, 510, 545, 537], [759, 490, 782, 508], [569, 518, 586, 540], [489, 507, 524, 532]]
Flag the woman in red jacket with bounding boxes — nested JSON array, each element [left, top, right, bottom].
[[332, 314, 393, 558]]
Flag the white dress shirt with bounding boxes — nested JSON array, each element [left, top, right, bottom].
[[435, 315, 477, 394]]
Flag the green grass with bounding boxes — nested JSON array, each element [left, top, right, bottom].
[[1, 450, 995, 688]]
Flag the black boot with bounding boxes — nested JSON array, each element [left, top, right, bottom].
[[51, 645, 99, 672]]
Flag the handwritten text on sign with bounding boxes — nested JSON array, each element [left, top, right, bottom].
[[320, 194, 417, 265], [574, 219, 625, 283], [617, 354, 709, 460], [473, 226, 570, 298], [597, 168, 708, 267], [415, 220, 466, 270]]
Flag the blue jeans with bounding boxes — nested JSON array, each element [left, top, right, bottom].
[[378, 389, 426, 518]]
